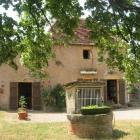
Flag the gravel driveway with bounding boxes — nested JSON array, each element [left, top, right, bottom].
[[113, 107, 140, 120], [6, 107, 140, 123]]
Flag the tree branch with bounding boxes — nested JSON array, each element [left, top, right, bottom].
[[35, 3, 54, 31], [112, 10, 129, 43], [27, 1, 40, 33]]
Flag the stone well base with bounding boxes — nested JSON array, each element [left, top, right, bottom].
[[67, 112, 113, 138]]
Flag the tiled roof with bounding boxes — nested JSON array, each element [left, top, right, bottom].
[[71, 20, 94, 45], [51, 20, 94, 46]]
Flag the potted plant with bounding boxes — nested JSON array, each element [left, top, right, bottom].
[[18, 96, 28, 120]]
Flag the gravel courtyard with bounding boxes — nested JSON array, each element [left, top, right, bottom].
[[5, 107, 140, 123]]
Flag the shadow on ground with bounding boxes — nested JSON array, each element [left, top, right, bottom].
[[112, 129, 129, 139]]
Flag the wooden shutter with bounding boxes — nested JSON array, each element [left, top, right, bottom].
[[32, 82, 42, 110], [10, 82, 18, 110], [119, 79, 125, 104]]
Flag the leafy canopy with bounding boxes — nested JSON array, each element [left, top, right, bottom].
[[0, 0, 140, 83], [85, 0, 140, 83], [0, 0, 82, 78]]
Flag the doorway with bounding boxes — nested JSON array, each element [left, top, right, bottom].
[[107, 80, 117, 103], [18, 82, 32, 109]]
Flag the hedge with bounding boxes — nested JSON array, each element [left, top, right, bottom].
[[81, 105, 111, 115]]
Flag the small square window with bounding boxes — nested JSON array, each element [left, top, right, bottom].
[[83, 50, 90, 59]]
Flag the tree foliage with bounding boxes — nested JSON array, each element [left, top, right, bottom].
[[0, 0, 140, 83], [85, 0, 140, 83], [0, 0, 82, 78]]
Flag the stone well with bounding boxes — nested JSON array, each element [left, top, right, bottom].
[[67, 112, 113, 138]]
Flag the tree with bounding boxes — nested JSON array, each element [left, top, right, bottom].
[[0, 0, 82, 78], [85, 0, 140, 83], [0, 0, 140, 83]]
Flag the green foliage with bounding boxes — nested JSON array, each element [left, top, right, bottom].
[[127, 85, 138, 94], [51, 84, 66, 108], [42, 87, 54, 106], [18, 96, 27, 109], [0, 0, 140, 83], [42, 84, 66, 108], [0, 0, 82, 78], [81, 105, 111, 115], [85, 0, 140, 83], [82, 105, 111, 109]]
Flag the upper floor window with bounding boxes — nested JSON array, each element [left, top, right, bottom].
[[83, 50, 90, 59]]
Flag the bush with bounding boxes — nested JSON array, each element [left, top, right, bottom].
[[42, 84, 66, 109], [127, 85, 137, 94], [81, 105, 111, 115], [42, 88, 54, 106], [51, 84, 66, 108]]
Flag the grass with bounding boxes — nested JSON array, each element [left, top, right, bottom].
[[0, 111, 140, 140]]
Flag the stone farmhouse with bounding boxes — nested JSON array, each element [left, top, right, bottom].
[[0, 20, 127, 110]]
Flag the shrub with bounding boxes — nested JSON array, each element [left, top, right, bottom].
[[127, 85, 137, 94], [81, 105, 111, 115], [42, 88, 54, 106], [51, 84, 66, 108], [42, 84, 66, 109]]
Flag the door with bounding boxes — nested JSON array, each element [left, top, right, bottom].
[[18, 82, 32, 109], [10, 82, 41, 110], [107, 80, 117, 103]]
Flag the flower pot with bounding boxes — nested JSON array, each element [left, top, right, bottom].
[[18, 112, 28, 120]]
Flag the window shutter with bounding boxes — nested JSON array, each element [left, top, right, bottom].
[[10, 82, 18, 110], [32, 82, 42, 110], [119, 79, 125, 104]]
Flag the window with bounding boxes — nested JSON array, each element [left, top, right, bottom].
[[83, 50, 90, 59], [76, 87, 102, 112]]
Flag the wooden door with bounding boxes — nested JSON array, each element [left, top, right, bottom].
[[32, 82, 42, 110], [107, 80, 117, 103], [10, 82, 18, 110]]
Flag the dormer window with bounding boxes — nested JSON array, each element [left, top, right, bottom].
[[83, 50, 90, 59]]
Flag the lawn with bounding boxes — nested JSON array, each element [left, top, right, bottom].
[[0, 111, 140, 140]]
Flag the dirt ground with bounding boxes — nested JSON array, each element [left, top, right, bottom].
[[5, 107, 140, 123]]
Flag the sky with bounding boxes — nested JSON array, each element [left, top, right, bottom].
[[0, 0, 90, 21]]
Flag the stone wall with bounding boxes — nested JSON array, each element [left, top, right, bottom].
[[0, 44, 124, 109], [66, 87, 76, 114], [46, 45, 123, 86], [67, 112, 113, 138]]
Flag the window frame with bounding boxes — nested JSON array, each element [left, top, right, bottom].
[[83, 49, 90, 59]]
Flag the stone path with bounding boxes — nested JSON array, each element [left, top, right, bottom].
[[6, 111, 67, 123], [5, 107, 140, 123], [113, 107, 140, 120]]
